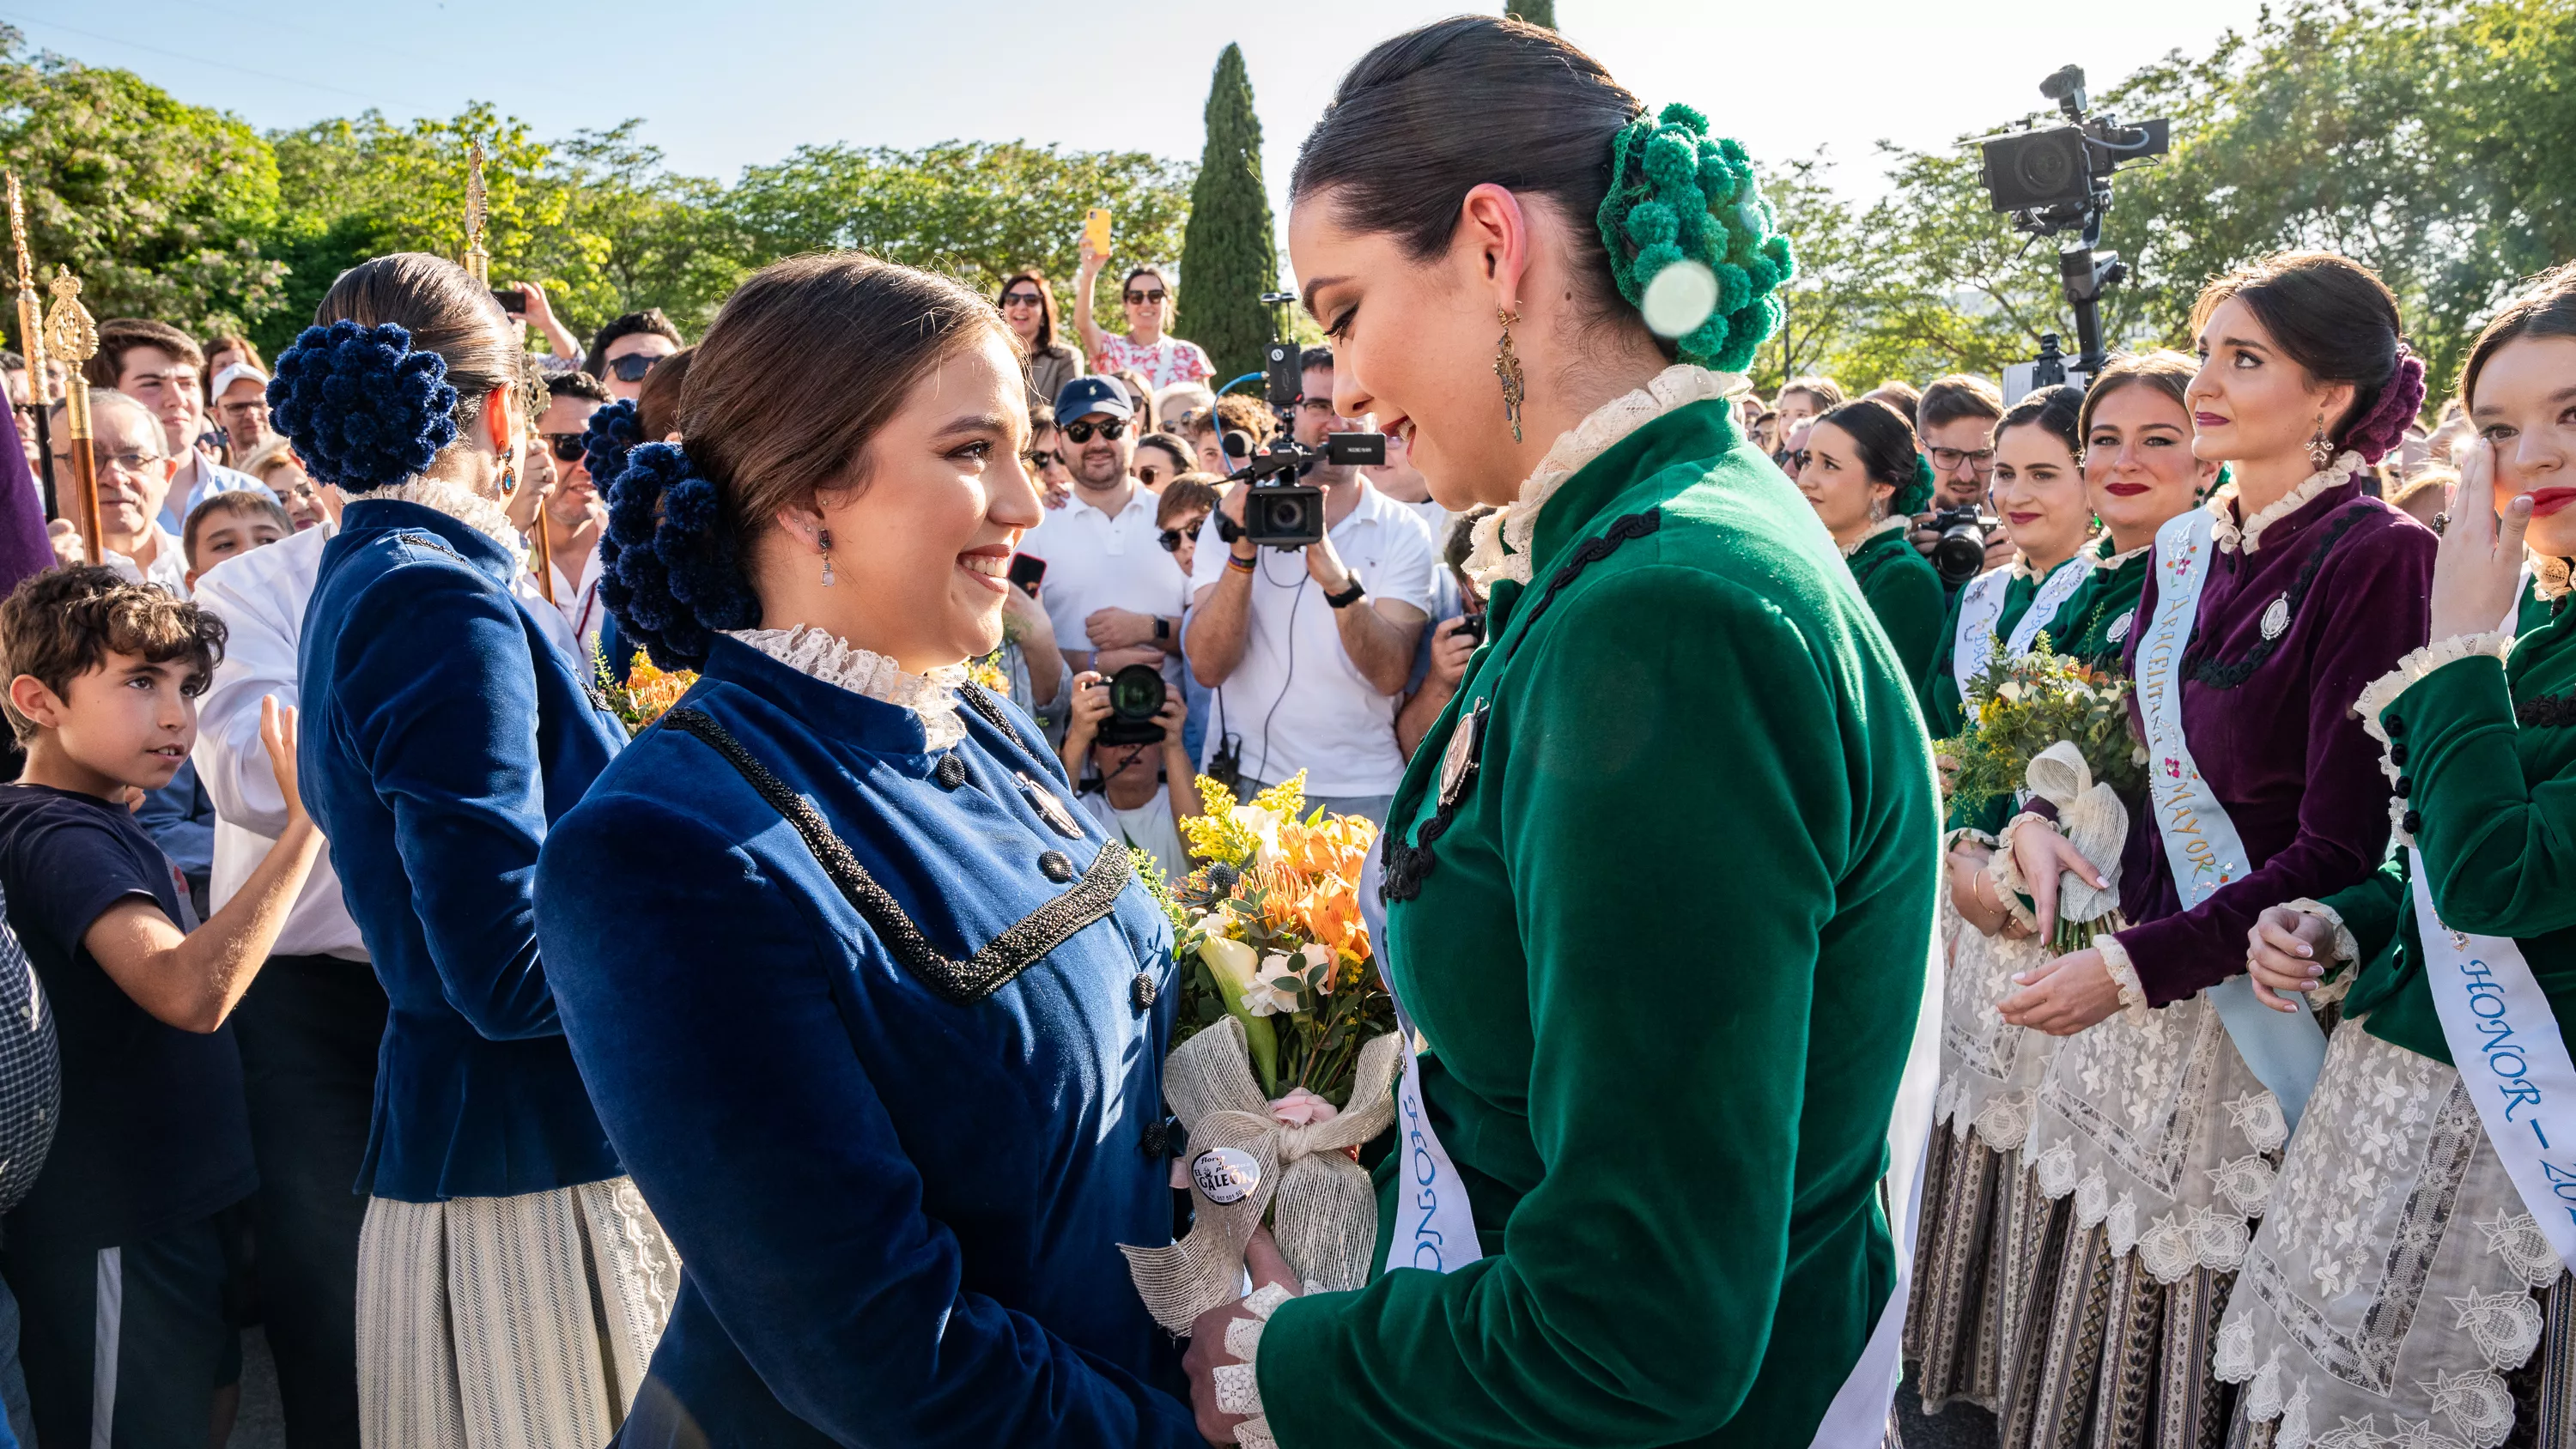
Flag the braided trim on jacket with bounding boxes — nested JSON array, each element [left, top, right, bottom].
[[662, 706, 1132, 1004], [2184, 504, 2370, 689], [1383, 508, 1663, 905]]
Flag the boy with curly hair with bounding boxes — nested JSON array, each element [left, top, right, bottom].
[[0, 565, 321, 1446]]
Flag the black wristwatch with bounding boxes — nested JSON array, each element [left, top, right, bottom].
[[1216, 515, 1243, 545], [1153, 617, 1170, 641], [1325, 576, 1368, 610]]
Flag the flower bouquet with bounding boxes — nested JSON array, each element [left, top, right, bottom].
[[1943, 642, 2145, 954], [596, 648, 696, 732], [1123, 773, 1404, 1332]]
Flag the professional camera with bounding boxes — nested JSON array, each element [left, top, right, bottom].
[[1928, 506, 1996, 589], [1218, 292, 1388, 549], [1097, 664, 1167, 746], [1973, 64, 2171, 385]]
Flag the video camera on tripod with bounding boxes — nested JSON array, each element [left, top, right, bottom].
[[1972, 64, 2170, 397], [1216, 292, 1386, 549]]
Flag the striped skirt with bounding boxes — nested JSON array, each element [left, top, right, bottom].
[[357, 1179, 679, 1449]]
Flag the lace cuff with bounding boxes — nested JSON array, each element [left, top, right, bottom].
[[2354, 631, 2517, 779], [1943, 826, 1996, 853], [2097, 933, 2150, 1027], [1987, 812, 2050, 933], [1212, 1282, 1296, 1448]]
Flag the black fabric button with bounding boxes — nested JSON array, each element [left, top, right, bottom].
[[933, 754, 969, 790], [2394, 777, 2412, 798], [1130, 972, 1157, 1010], [2386, 716, 2407, 737], [1140, 1119, 1170, 1156], [2389, 743, 2409, 767], [2403, 809, 2423, 834], [1039, 851, 1074, 882]]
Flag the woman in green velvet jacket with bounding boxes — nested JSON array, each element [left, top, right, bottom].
[[1801, 398, 1946, 718], [2227, 262, 2576, 1449], [1177, 17, 1941, 1449]]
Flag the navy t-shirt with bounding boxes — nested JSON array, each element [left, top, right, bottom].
[[0, 784, 254, 1248]]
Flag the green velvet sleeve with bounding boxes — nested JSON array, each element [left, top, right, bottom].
[[1256, 566, 1861, 1444], [2319, 858, 2405, 970], [1864, 553, 1947, 727], [2387, 652, 2576, 938]]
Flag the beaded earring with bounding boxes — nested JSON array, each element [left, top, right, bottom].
[[817, 528, 835, 586], [2307, 415, 2335, 470], [1494, 307, 1526, 445]]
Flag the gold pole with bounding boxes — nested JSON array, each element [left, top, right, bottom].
[[43, 266, 100, 564], [7, 173, 57, 518]]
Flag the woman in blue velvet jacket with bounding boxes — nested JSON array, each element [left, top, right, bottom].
[[275, 254, 676, 1446], [532, 254, 1199, 1446]]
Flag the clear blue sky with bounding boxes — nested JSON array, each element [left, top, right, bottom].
[[8, 0, 2265, 263]]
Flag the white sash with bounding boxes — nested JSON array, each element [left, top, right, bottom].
[[1951, 554, 2097, 698], [2135, 506, 2330, 1130], [2410, 847, 2576, 1275], [2506, 562, 2537, 640], [1358, 822, 1945, 1448]]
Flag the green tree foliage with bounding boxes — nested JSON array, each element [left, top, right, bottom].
[[726, 140, 1191, 297], [0, 28, 284, 338], [1507, 0, 1558, 27], [1175, 45, 1279, 384]]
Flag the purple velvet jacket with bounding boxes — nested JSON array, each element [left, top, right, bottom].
[[2111, 476, 2434, 1004]]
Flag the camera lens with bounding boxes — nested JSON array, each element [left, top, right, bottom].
[[2018, 139, 2077, 197], [1107, 664, 1165, 721], [1259, 494, 1310, 537]]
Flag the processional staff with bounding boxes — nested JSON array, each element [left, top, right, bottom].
[[43, 266, 100, 567], [7, 173, 57, 522]]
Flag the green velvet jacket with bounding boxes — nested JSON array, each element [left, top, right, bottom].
[[2325, 589, 2576, 1066], [1934, 545, 2120, 838], [1845, 524, 1946, 720], [2049, 535, 2153, 670], [1255, 398, 1941, 1447]]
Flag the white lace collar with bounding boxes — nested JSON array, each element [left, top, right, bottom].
[[1839, 513, 1911, 558], [362, 479, 526, 560], [1464, 364, 1738, 587], [724, 624, 970, 751], [2207, 452, 2361, 554], [2011, 549, 2089, 583], [2093, 532, 2153, 569]]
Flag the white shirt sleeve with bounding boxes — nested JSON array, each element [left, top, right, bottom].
[[1368, 506, 1439, 615], [1188, 512, 1230, 608], [190, 553, 302, 837]]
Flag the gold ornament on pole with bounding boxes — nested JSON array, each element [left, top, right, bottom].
[[458, 142, 551, 599], [5, 173, 58, 519], [43, 266, 101, 565]]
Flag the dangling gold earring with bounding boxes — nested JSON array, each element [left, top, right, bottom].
[[1493, 306, 1526, 445], [817, 527, 835, 587], [2307, 415, 2335, 470], [497, 460, 517, 495]]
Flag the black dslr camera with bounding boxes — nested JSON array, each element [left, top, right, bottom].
[[1928, 506, 1996, 588], [1219, 294, 1387, 549], [1097, 664, 1167, 746]]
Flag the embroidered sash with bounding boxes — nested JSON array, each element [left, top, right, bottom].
[[2135, 506, 2330, 1130], [1952, 555, 2097, 697], [2410, 848, 2576, 1275], [1357, 840, 1481, 1276]]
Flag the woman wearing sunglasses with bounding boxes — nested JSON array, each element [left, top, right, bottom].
[[997, 271, 1085, 407], [1072, 241, 1215, 391]]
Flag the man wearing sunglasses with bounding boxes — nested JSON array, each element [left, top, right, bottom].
[[1020, 377, 1189, 688], [583, 309, 684, 403], [523, 372, 614, 661]]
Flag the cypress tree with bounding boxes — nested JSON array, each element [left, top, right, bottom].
[[1175, 44, 1277, 387], [1507, 0, 1556, 26]]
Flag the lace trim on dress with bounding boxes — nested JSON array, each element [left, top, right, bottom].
[[1210, 1282, 1295, 1449], [2354, 631, 2516, 846], [2096, 932, 2151, 1026], [2094, 535, 2152, 569], [2208, 452, 2363, 555], [1987, 813, 2047, 935], [1841, 512, 1912, 558], [365, 479, 526, 559], [1464, 364, 1735, 588], [2284, 898, 2360, 1005], [722, 624, 971, 751]]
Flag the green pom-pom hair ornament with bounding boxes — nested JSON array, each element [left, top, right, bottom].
[[1893, 453, 1935, 518], [1595, 102, 1795, 375]]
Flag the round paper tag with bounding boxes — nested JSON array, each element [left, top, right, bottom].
[[1190, 1146, 1261, 1205]]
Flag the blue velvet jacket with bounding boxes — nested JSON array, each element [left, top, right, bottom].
[[299, 494, 627, 1203], [535, 634, 1196, 1448]]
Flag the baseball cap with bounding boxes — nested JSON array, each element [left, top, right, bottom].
[[211, 361, 271, 397], [1053, 375, 1134, 424]]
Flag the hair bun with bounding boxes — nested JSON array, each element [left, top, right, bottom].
[[266, 320, 459, 491], [2345, 348, 2427, 464], [598, 441, 761, 670], [580, 399, 643, 496], [1596, 103, 1794, 374]]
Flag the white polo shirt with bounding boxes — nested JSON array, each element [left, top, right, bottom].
[[1188, 478, 1437, 797], [1019, 482, 1192, 685]]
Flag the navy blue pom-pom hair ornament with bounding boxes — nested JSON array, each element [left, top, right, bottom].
[[580, 399, 642, 496], [598, 440, 761, 672], [1595, 103, 1795, 374], [265, 320, 460, 492]]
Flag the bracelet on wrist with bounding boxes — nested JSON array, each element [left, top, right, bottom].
[[1227, 552, 1256, 573]]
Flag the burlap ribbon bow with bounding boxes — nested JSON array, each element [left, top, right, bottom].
[[2025, 739, 2128, 921], [1122, 1017, 1404, 1333]]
